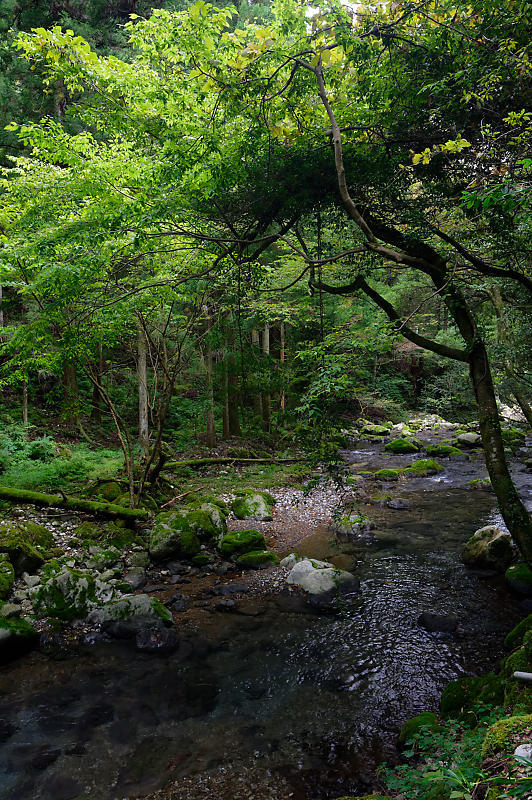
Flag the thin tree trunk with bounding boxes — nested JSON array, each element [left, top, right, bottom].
[[252, 328, 263, 417], [62, 359, 79, 422], [204, 340, 216, 448], [22, 381, 28, 424], [262, 322, 271, 431], [280, 321, 286, 412], [137, 322, 149, 459], [227, 325, 241, 436], [222, 358, 230, 438], [91, 342, 103, 424]]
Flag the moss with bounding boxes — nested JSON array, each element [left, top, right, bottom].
[[425, 444, 464, 457], [468, 477, 492, 490], [403, 459, 444, 477], [151, 598, 172, 624], [185, 494, 229, 515], [506, 563, 532, 595], [0, 520, 54, 573], [94, 481, 123, 502], [374, 468, 400, 481], [0, 615, 38, 638], [235, 488, 276, 505], [440, 674, 504, 717], [398, 712, 443, 744], [149, 511, 203, 561], [482, 713, 532, 757], [34, 567, 99, 621], [0, 554, 14, 600], [192, 553, 211, 566], [501, 645, 532, 679], [219, 529, 266, 556], [236, 550, 280, 568], [505, 615, 532, 650], [384, 438, 421, 454]]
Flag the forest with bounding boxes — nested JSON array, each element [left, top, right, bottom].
[[0, 1, 531, 799]]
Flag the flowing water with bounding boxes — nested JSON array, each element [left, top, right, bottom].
[[1, 440, 531, 800]]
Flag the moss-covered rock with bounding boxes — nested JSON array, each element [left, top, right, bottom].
[[94, 481, 123, 502], [505, 615, 532, 650], [149, 511, 203, 562], [506, 563, 532, 596], [87, 594, 172, 626], [185, 494, 230, 515], [232, 491, 275, 521], [398, 712, 443, 744], [501, 645, 532, 679], [0, 554, 14, 600], [482, 713, 532, 757], [467, 478, 492, 491], [192, 553, 211, 567], [188, 502, 227, 537], [236, 550, 280, 568], [462, 526, 513, 572], [0, 521, 54, 574], [440, 674, 505, 717], [33, 566, 113, 621], [75, 521, 136, 549], [0, 615, 39, 662], [403, 459, 444, 477], [219, 529, 266, 557], [384, 439, 420, 454], [425, 444, 464, 458], [374, 468, 400, 481]]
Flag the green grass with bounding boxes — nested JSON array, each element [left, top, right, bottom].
[[0, 445, 124, 491]]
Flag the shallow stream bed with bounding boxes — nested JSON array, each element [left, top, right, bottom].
[[1, 440, 531, 800]]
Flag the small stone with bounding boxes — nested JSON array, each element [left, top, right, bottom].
[[22, 572, 41, 588], [0, 603, 22, 618]]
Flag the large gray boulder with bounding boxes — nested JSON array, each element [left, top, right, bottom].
[[286, 558, 358, 595], [457, 432, 482, 447], [87, 594, 172, 626], [33, 567, 114, 620], [461, 525, 513, 572]]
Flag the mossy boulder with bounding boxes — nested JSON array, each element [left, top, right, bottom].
[[462, 526, 513, 572], [188, 502, 227, 537], [0, 521, 54, 574], [333, 512, 373, 537], [505, 615, 532, 650], [482, 713, 532, 757], [403, 459, 444, 477], [0, 554, 14, 599], [384, 439, 420, 454], [185, 494, 229, 515], [440, 674, 504, 718], [236, 550, 280, 568], [149, 511, 204, 562], [219, 529, 266, 557], [0, 615, 39, 663], [467, 478, 492, 491], [75, 521, 136, 549], [94, 481, 123, 502], [374, 468, 400, 481], [501, 645, 532, 679], [33, 566, 113, 621], [232, 491, 275, 521], [506, 563, 532, 596], [425, 444, 464, 458], [398, 712, 443, 745], [87, 594, 172, 626]]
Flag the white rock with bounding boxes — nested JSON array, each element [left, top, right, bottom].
[[286, 558, 357, 595], [458, 432, 482, 446], [280, 553, 300, 568], [514, 743, 532, 761]]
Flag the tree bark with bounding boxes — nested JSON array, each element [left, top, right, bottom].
[[203, 340, 217, 448], [137, 322, 149, 458], [222, 357, 230, 438], [262, 322, 271, 430], [251, 328, 263, 417], [62, 359, 79, 422], [91, 342, 103, 424], [227, 325, 241, 436], [280, 321, 286, 412]]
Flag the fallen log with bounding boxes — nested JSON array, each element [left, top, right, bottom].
[[165, 457, 306, 469], [0, 486, 151, 521]]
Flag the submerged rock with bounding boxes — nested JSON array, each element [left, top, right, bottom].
[[135, 626, 179, 654], [418, 611, 458, 633], [462, 525, 513, 572], [286, 558, 358, 595], [232, 491, 275, 521]]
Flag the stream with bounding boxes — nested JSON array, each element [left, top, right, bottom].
[[1, 437, 531, 800]]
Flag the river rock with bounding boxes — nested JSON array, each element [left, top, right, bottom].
[[218, 529, 266, 557], [149, 511, 207, 561], [231, 491, 275, 521], [34, 567, 114, 620], [461, 525, 513, 572], [457, 432, 482, 447], [135, 625, 179, 654], [189, 502, 227, 537], [387, 498, 414, 510], [0, 616, 39, 663], [418, 611, 458, 633], [87, 594, 172, 627], [286, 558, 358, 595], [22, 572, 40, 588], [123, 568, 147, 590]]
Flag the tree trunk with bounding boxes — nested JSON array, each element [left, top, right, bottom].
[[0, 486, 149, 521], [204, 341, 217, 448], [62, 359, 79, 422], [280, 321, 286, 412], [222, 358, 230, 438], [468, 337, 532, 563], [91, 342, 103, 424], [22, 381, 28, 424], [227, 326, 241, 436], [137, 323, 149, 459], [251, 328, 263, 417], [262, 322, 271, 430]]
